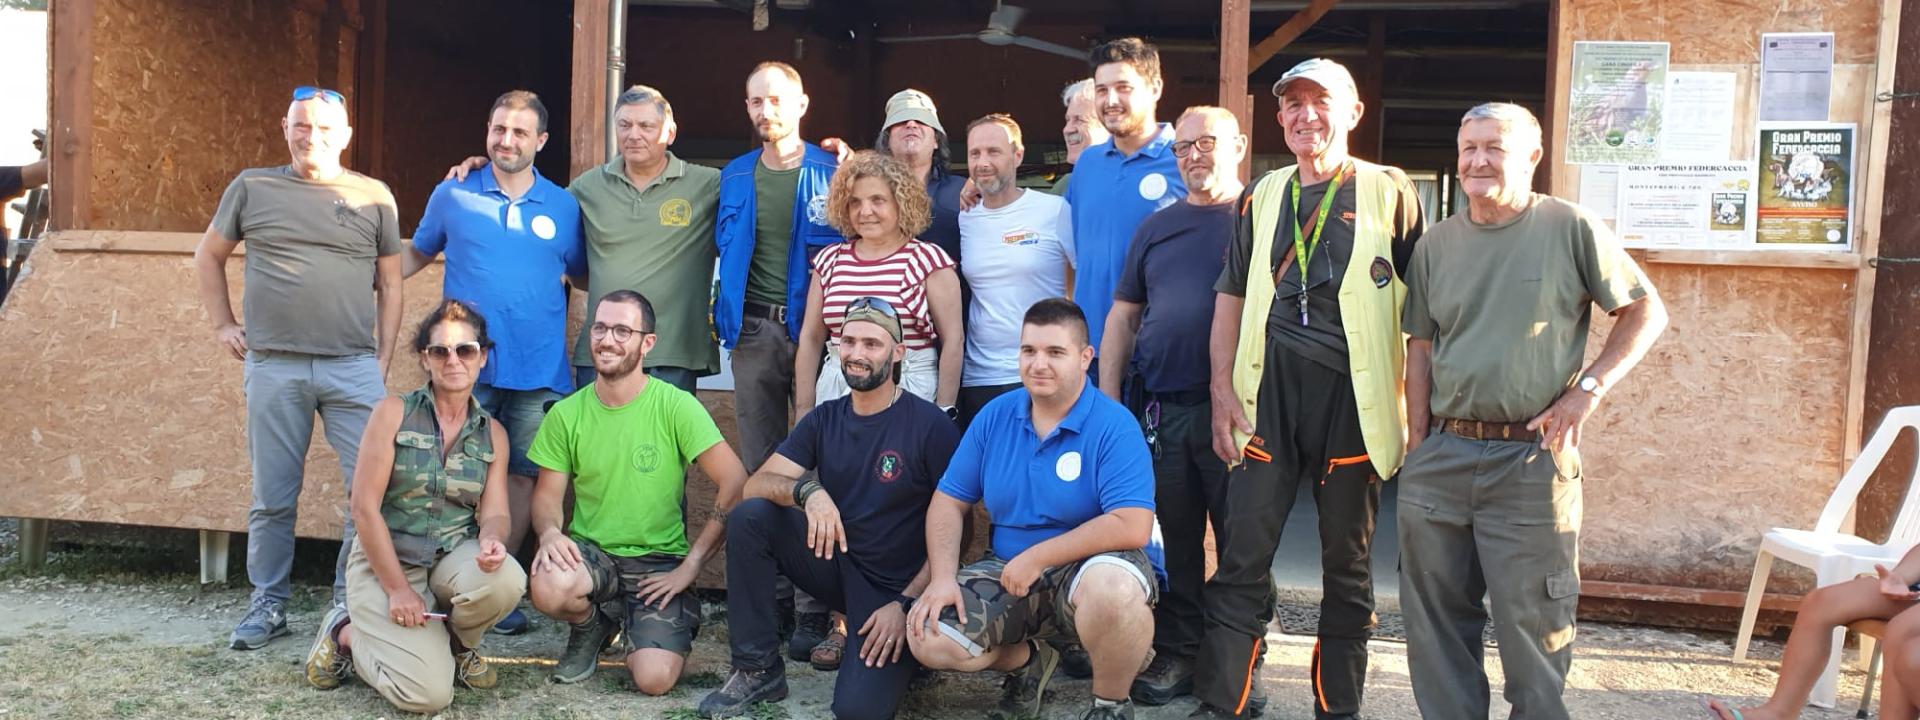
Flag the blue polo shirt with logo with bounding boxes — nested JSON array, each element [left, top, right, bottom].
[[412, 167, 585, 394], [1064, 123, 1187, 352], [938, 385, 1165, 582]]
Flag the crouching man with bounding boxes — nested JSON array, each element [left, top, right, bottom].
[[907, 298, 1165, 720]]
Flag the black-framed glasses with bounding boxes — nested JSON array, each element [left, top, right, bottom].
[[589, 322, 651, 343], [423, 342, 482, 363], [292, 86, 346, 105], [845, 296, 899, 318], [1171, 136, 1219, 158]]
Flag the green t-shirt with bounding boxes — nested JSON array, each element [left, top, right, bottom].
[[525, 379, 725, 557], [1402, 194, 1651, 423], [746, 162, 802, 307], [568, 155, 722, 374]]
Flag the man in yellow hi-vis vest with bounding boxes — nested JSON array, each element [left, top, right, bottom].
[[1197, 58, 1427, 720]]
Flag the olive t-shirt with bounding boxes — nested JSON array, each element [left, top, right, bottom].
[[746, 163, 802, 307], [210, 166, 403, 356], [1402, 194, 1651, 423]]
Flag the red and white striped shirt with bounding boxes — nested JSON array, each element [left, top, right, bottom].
[[811, 239, 955, 350]]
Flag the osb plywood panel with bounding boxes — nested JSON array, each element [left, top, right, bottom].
[[1577, 263, 1853, 592], [1563, 0, 1880, 64], [90, 0, 321, 231]]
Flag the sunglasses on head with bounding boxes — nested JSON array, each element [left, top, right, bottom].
[[423, 342, 483, 363], [846, 296, 899, 318], [292, 86, 346, 105]]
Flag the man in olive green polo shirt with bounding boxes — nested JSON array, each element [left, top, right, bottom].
[[568, 85, 721, 394], [1399, 102, 1668, 720]]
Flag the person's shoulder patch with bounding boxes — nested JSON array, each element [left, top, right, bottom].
[[1370, 257, 1393, 288]]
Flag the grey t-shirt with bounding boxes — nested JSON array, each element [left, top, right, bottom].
[[1402, 194, 1651, 423], [210, 166, 403, 356]]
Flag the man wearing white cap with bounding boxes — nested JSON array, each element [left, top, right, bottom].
[[1196, 58, 1427, 719], [875, 89, 970, 316]]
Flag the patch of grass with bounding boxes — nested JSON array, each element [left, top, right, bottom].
[[680, 670, 723, 689], [0, 542, 197, 584], [748, 701, 790, 720], [111, 697, 149, 717], [661, 707, 705, 720]]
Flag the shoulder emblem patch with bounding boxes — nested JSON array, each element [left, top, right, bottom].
[[1369, 257, 1393, 288]]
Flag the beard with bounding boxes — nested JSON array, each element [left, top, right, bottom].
[[593, 346, 643, 381], [755, 120, 791, 144], [843, 357, 891, 392], [975, 174, 1009, 196], [490, 148, 533, 173], [1103, 109, 1147, 139]]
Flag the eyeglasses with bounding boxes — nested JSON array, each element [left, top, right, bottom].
[[423, 342, 483, 363], [292, 86, 346, 105], [1171, 136, 1219, 158], [845, 296, 899, 318], [589, 322, 651, 343]]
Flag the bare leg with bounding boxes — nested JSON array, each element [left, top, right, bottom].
[[627, 648, 686, 696], [1072, 564, 1153, 701], [1884, 653, 1916, 720], [1710, 577, 1910, 720], [528, 563, 595, 625]]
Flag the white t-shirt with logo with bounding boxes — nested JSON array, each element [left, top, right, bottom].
[[959, 189, 1076, 387]]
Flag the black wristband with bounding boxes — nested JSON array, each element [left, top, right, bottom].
[[896, 593, 915, 611], [793, 479, 823, 507]]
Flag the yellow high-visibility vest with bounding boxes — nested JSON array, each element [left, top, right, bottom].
[[1230, 160, 1408, 479]]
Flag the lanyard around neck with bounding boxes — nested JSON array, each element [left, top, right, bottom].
[[1288, 164, 1350, 287]]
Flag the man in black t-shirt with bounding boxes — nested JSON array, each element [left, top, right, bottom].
[[701, 297, 959, 720]]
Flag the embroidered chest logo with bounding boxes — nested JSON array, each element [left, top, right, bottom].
[[660, 199, 693, 227], [1369, 257, 1393, 288], [1002, 230, 1039, 246], [331, 199, 359, 226], [633, 443, 662, 474], [1138, 173, 1168, 200], [1055, 451, 1082, 482], [531, 215, 558, 240], [875, 450, 905, 483], [805, 194, 830, 225]]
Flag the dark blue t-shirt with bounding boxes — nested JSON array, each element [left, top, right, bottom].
[[777, 392, 959, 591], [1115, 201, 1233, 395]]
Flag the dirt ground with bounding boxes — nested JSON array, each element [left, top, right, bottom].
[[0, 566, 1882, 720]]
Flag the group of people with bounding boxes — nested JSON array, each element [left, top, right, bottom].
[[190, 33, 1690, 720]]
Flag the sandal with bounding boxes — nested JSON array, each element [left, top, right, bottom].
[[1700, 697, 1744, 720], [810, 627, 847, 671]]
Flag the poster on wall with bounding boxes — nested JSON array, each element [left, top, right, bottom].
[[1615, 164, 1756, 249], [1660, 71, 1738, 163], [1758, 32, 1835, 122], [1755, 123, 1855, 247], [1567, 41, 1669, 165]]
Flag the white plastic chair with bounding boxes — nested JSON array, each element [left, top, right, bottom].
[[1731, 405, 1920, 709]]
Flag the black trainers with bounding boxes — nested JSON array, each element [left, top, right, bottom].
[[1129, 653, 1195, 706], [697, 665, 789, 719], [992, 639, 1060, 720], [551, 608, 618, 684], [229, 597, 289, 650], [1057, 641, 1093, 679], [788, 611, 830, 662], [1083, 699, 1137, 720]]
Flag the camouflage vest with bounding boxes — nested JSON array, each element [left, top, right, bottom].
[[382, 384, 495, 555]]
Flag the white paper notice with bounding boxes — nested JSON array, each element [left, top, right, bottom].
[[1578, 165, 1622, 225], [1759, 32, 1834, 122], [1661, 72, 1738, 162], [1616, 163, 1757, 248]]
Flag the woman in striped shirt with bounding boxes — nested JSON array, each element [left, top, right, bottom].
[[793, 151, 964, 417]]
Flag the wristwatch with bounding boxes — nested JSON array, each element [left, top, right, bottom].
[[942, 405, 959, 421], [1576, 376, 1604, 396]]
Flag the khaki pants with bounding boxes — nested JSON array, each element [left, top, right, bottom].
[[344, 537, 527, 713], [1397, 429, 1583, 720]]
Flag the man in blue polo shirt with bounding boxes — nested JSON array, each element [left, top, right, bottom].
[[1066, 37, 1186, 362], [907, 298, 1162, 720], [405, 90, 584, 634]]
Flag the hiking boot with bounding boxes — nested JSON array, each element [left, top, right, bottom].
[[1189, 687, 1267, 719], [490, 607, 532, 635], [788, 611, 830, 662], [229, 597, 289, 650], [303, 604, 351, 689], [1083, 699, 1137, 720], [809, 626, 846, 671], [697, 665, 789, 719], [993, 639, 1060, 720], [551, 609, 618, 684], [455, 648, 498, 690], [1057, 641, 1092, 679], [1129, 653, 1194, 706]]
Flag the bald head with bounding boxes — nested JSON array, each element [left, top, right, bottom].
[[1174, 106, 1247, 202], [283, 96, 353, 176]]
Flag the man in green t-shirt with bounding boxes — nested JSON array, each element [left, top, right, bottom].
[[1399, 103, 1667, 720], [525, 290, 749, 693]]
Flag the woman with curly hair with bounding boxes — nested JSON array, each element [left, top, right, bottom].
[[793, 150, 964, 417]]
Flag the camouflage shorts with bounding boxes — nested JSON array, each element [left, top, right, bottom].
[[576, 540, 701, 656], [935, 549, 1158, 656]]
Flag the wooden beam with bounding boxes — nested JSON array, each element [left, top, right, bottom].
[[1219, 0, 1253, 182], [1351, 12, 1385, 161], [48, 0, 94, 231], [1844, 0, 1905, 465], [1247, 0, 1341, 75], [353, 0, 389, 178], [1543, 0, 1566, 195], [570, 0, 611, 181]]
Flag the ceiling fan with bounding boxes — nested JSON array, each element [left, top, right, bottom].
[[876, 3, 1086, 60]]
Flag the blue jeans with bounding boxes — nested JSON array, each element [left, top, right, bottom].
[[471, 383, 561, 478]]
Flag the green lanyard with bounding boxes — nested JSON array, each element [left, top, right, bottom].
[[1288, 164, 1349, 325]]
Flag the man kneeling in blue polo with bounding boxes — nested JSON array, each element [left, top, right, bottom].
[[907, 297, 1164, 720], [700, 297, 960, 720]]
